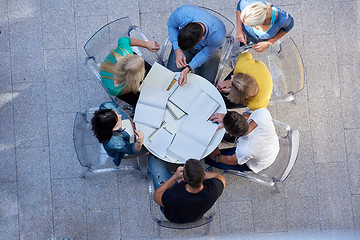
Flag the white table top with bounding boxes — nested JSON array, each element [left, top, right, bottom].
[[135, 73, 226, 164]]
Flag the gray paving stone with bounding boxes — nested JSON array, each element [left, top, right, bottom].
[[219, 173, 253, 202], [351, 194, 360, 230], [85, 172, 120, 210], [0, 0, 8, 20], [12, 82, 47, 109], [87, 208, 121, 240], [345, 129, 360, 194], [107, 0, 140, 25], [309, 98, 346, 163], [339, 65, 360, 129], [8, 0, 41, 19], [140, 11, 172, 45], [139, 0, 172, 13], [0, 182, 19, 240], [48, 113, 83, 178], [315, 162, 354, 230], [306, 64, 341, 100], [40, 0, 74, 18], [251, 186, 287, 233], [16, 147, 53, 240], [0, 21, 10, 52], [0, 148, 16, 182], [301, 0, 334, 36], [172, 0, 204, 10], [42, 16, 77, 50], [285, 196, 320, 231], [0, 51, 12, 95], [52, 178, 87, 240], [74, 0, 107, 17], [219, 200, 254, 234], [78, 78, 111, 111]]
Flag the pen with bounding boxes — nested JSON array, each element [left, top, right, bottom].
[[167, 78, 177, 91]]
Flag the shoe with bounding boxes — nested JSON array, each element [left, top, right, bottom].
[[222, 133, 236, 143]]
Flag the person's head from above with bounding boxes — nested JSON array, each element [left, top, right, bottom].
[[101, 52, 145, 93], [228, 73, 259, 105], [91, 109, 124, 143], [178, 22, 204, 50], [223, 111, 249, 137], [183, 159, 205, 189], [240, 2, 271, 27]]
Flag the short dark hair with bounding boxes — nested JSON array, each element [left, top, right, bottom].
[[91, 109, 118, 143], [178, 22, 203, 50], [183, 159, 205, 188], [223, 111, 249, 137]]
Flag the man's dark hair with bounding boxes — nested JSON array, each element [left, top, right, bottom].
[[183, 159, 205, 188], [178, 22, 204, 50], [223, 111, 249, 137]]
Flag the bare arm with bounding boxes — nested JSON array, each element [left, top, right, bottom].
[[253, 30, 287, 53], [204, 171, 226, 187], [129, 38, 160, 52], [153, 166, 183, 207], [218, 154, 238, 165], [235, 10, 247, 44]]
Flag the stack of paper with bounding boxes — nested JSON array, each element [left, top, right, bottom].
[[148, 122, 176, 158], [133, 85, 169, 128], [142, 62, 177, 90]]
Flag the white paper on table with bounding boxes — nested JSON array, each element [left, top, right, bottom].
[[167, 132, 207, 161], [141, 62, 177, 90], [148, 126, 176, 159], [187, 92, 219, 121], [168, 81, 202, 113], [133, 85, 169, 128], [122, 119, 135, 143]]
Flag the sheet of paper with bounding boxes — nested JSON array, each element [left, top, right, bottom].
[[187, 92, 219, 121], [139, 85, 169, 109], [169, 82, 202, 113], [142, 62, 176, 90], [148, 126, 176, 159], [179, 116, 218, 146], [133, 103, 164, 128], [122, 119, 135, 143], [167, 132, 207, 161], [167, 101, 186, 120]]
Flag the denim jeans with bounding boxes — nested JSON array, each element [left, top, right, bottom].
[[205, 148, 252, 172], [167, 48, 221, 84], [148, 154, 172, 190]]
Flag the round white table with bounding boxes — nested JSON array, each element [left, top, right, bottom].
[[135, 73, 226, 164]]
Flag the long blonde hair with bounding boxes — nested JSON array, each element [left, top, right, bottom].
[[240, 2, 271, 27], [100, 51, 145, 93], [227, 73, 258, 105]]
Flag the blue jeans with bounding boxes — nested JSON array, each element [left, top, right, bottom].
[[205, 148, 252, 172], [167, 48, 221, 84], [148, 154, 172, 190]]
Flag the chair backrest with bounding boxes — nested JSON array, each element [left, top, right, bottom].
[[147, 172, 216, 235], [228, 37, 305, 104], [224, 119, 300, 188], [73, 108, 140, 174], [83, 17, 160, 107]]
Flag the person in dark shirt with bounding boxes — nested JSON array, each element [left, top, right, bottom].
[[149, 155, 225, 223]]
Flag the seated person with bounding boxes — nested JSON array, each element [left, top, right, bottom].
[[100, 37, 160, 107], [217, 52, 272, 110], [167, 5, 226, 85], [206, 109, 279, 173], [149, 155, 225, 223], [236, 0, 294, 52], [91, 102, 144, 166]]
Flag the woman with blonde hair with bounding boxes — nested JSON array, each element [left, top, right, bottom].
[[217, 52, 272, 110], [100, 37, 159, 106], [236, 0, 294, 52]]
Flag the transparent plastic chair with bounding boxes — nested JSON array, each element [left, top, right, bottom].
[[158, 7, 235, 86], [225, 37, 305, 106], [224, 119, 300, 191], [83, 17, 162, 109], [147, 171, 217, 237], [73, 107, 147, 177]]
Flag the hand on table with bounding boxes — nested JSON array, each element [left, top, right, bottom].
[[178, 67, 190, 86], [209, 113, 225, 129], [145, 40, 160, 52], [217, 80, 232, 93], [252, 41, 270, 53], [236, 30, 247, 45]]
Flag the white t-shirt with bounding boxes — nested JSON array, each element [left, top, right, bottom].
[[235, 108, 279, 173]]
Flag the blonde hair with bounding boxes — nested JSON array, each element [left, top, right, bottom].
[[240, 2, 271, 27], [100, 51, 145, 93], [227, 73, 258, 105]]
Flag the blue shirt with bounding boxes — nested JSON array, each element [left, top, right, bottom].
[[167, 5, 226, 69], [99, 102, 138, 166], [237, 0, 294, 43]]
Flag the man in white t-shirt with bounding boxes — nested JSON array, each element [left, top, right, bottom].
[[205, 108, 279, 173]]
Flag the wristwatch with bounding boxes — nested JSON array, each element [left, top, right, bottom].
[[214, 155, 220, 163], [186, 65, 192, 72]]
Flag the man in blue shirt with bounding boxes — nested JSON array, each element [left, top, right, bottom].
[[167, 5, 226, 85]]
